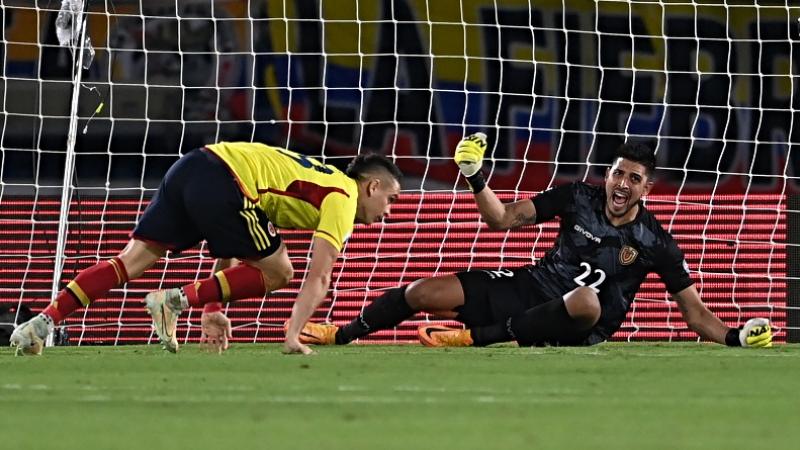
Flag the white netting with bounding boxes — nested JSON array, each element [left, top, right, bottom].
[[0, 0, 797, 345]]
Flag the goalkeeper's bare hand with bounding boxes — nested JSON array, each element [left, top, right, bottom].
[[739, 317, 772, 348], [200, 311, 232, 354], [454, 132, 488, 177]]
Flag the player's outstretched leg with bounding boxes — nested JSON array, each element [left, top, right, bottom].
[[302, 286, 415, 345], [9, 314, 54, 356], [418, 325, 473, 347], [300, 276, 466, 346], [144, 288, 185, 353], [9, 253, 138, 356]]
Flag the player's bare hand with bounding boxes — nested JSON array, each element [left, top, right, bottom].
[[282, 336, 315, 355], [200, 311, 232, 354], [739, 317, 772, 348], [454, 132, 488, 177]]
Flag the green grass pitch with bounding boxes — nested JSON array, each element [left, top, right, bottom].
[[1, 343, 798, 450]]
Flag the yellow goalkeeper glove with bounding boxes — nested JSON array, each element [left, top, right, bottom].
[[454, 132, 487, 177], [739, 317, 772, 347]]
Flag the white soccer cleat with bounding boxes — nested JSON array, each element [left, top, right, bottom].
[[144, 288, 183, 353], [10, 314, 52, 356]]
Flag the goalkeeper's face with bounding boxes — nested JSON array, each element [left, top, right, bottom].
[[356, 176, 401, 224], [604, 158, 653, 222]]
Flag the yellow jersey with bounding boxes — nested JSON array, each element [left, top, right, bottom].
[[205, 142, 358, 251]]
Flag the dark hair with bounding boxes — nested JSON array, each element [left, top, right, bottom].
[[345, 153, 403, 183], [615, 142, 656, 176]]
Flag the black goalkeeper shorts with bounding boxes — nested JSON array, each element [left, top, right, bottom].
[[453, 266, 552, 328], [132, 148, 282, 259]]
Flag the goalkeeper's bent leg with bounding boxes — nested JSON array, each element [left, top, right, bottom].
[[508, 286, 600, 346], [336, 286, 414, 344]]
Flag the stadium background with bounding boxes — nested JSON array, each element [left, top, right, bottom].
[[0, 0, 797, 344]]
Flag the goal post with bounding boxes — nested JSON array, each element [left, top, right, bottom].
[[0, 0, 796, 345]]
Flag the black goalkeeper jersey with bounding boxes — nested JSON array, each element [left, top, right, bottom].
[[528, 182, 694, 344]]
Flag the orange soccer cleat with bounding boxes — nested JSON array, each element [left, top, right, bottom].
[[285, 320, 338, 345], [417, 325, 473, 347]]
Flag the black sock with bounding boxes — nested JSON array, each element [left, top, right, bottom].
[[335, 287, 414, 344], [471, 319, 513, 346], [509, 300, 588, 346]]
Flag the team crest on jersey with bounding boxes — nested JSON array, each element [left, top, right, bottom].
[[619, 245, 639, 265], [267, 222, 277, 237]]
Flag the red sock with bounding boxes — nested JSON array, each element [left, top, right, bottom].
[[183, 263, 267, 307], [203, 302, 223, 314], [42, 257, 129, 324]]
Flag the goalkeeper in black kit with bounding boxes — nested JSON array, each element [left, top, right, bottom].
[[291, 134, 773, 349]]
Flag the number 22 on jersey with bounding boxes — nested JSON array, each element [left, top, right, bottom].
[[573, 262, 606, 293]]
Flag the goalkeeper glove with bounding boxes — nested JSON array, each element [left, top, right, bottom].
[[726, 317, 772, 347], [740, 317, 772, 347], [454, 132, 488, 193]]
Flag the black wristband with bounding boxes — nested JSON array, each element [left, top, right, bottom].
[[465, 171, 486, 194], [725, 327, 742, 347]]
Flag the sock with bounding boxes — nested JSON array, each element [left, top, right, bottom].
[[203, 302, 223, 314], [42, 257, 129, 324], [336, 287, 414, 344], [471, 318, 514, 347], [182, 263, 266, 307], [508, 299, 587, 346], [36, 313, 55, 335]]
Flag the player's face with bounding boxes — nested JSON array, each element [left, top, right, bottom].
[[357, 177, 401, 224], [604, 158, 653, 223]]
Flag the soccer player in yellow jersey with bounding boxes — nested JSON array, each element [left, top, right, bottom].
[[10, 142, 402, 356]]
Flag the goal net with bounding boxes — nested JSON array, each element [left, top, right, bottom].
[[0, 0, 796, 346]]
